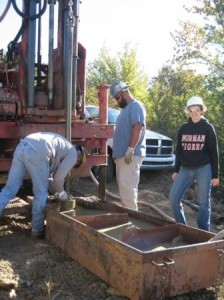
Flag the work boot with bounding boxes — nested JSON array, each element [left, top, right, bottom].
[[31, 229, 45, 239]]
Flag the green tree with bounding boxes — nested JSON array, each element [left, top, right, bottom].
[[147, 66, 206, 141], [171, 0, 224, 75], [171, 0, 224, 178], [86, 43, 149, 107]]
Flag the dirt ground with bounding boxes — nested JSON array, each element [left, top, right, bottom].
[[0, 170, 224, 300]]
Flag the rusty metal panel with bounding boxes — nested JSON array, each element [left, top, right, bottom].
[[46, 202, 224, 300], [46, 209, 144, 300], [74, 213, 129, 228], [0, 121, 114, 139], [75, 197, 174, 226]]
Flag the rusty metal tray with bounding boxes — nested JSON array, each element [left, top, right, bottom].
[[46, 198, 224, 300]]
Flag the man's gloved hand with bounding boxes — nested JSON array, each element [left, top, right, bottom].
[[124, 147, 134, 164], [54, 191, 68, 201]]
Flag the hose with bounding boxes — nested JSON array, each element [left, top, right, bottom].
[[89, 170, 175, 223], [182, 199, 199, 211], [7, 0, 47, 64], [0, 0, 11, 23], [89, 170, 120, 200], [138, 201, 175, 223], [11, 0, 47, 20]]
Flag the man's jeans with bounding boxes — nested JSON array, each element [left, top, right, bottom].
[[169, 164, 212, 231], [0, 141, 49, 232]]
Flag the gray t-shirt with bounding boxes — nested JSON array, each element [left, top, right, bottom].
[[112, 100, 146, 158]]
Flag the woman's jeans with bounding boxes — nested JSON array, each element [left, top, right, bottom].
[[169, 164, 212, 231], [0, 141, 49, 233]]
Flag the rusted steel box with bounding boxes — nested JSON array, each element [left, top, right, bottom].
[[46, 200, 224, 300]]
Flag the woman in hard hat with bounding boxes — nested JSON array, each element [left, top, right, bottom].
[[169, 96, 219, 231]]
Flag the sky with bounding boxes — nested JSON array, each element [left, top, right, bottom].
[[0, 0, 196, 78], [79, 0, 194, 77]]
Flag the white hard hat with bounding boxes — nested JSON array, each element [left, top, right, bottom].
[[185, 96, 207, 113]]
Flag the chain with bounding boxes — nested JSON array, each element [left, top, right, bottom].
[[152, 258, 174, 299], [159, 264, 169, 299], [216, 249, 224, 284], [68, 0, 74, 22]]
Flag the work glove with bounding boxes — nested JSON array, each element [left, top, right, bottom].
[[124, 147, 134, 164], [54, 191, 68, 201]]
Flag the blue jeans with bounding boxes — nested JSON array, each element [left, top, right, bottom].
[[169, 164, 212, 231], [0, 141, 49, 232]]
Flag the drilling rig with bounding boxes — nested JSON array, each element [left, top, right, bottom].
[[0, 0, 113, 198]]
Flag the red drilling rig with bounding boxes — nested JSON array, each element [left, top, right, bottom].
[[0, 0, 113, 198]]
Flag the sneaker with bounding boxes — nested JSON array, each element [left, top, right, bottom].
[[31, 230, 45, 239]]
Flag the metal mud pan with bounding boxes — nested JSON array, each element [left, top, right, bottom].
[[46, 199, 224, 300]]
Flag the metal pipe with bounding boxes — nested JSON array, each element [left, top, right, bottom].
[[64, 1, 75, 194], [72, 0, 80, 114], [97, 84, 109, 200], [65, 4, 75, 142], [48, 0, 56, 106], [27, 0, 36, 107], [36, 0, 42, 89], [63, 10, 68, 107]]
